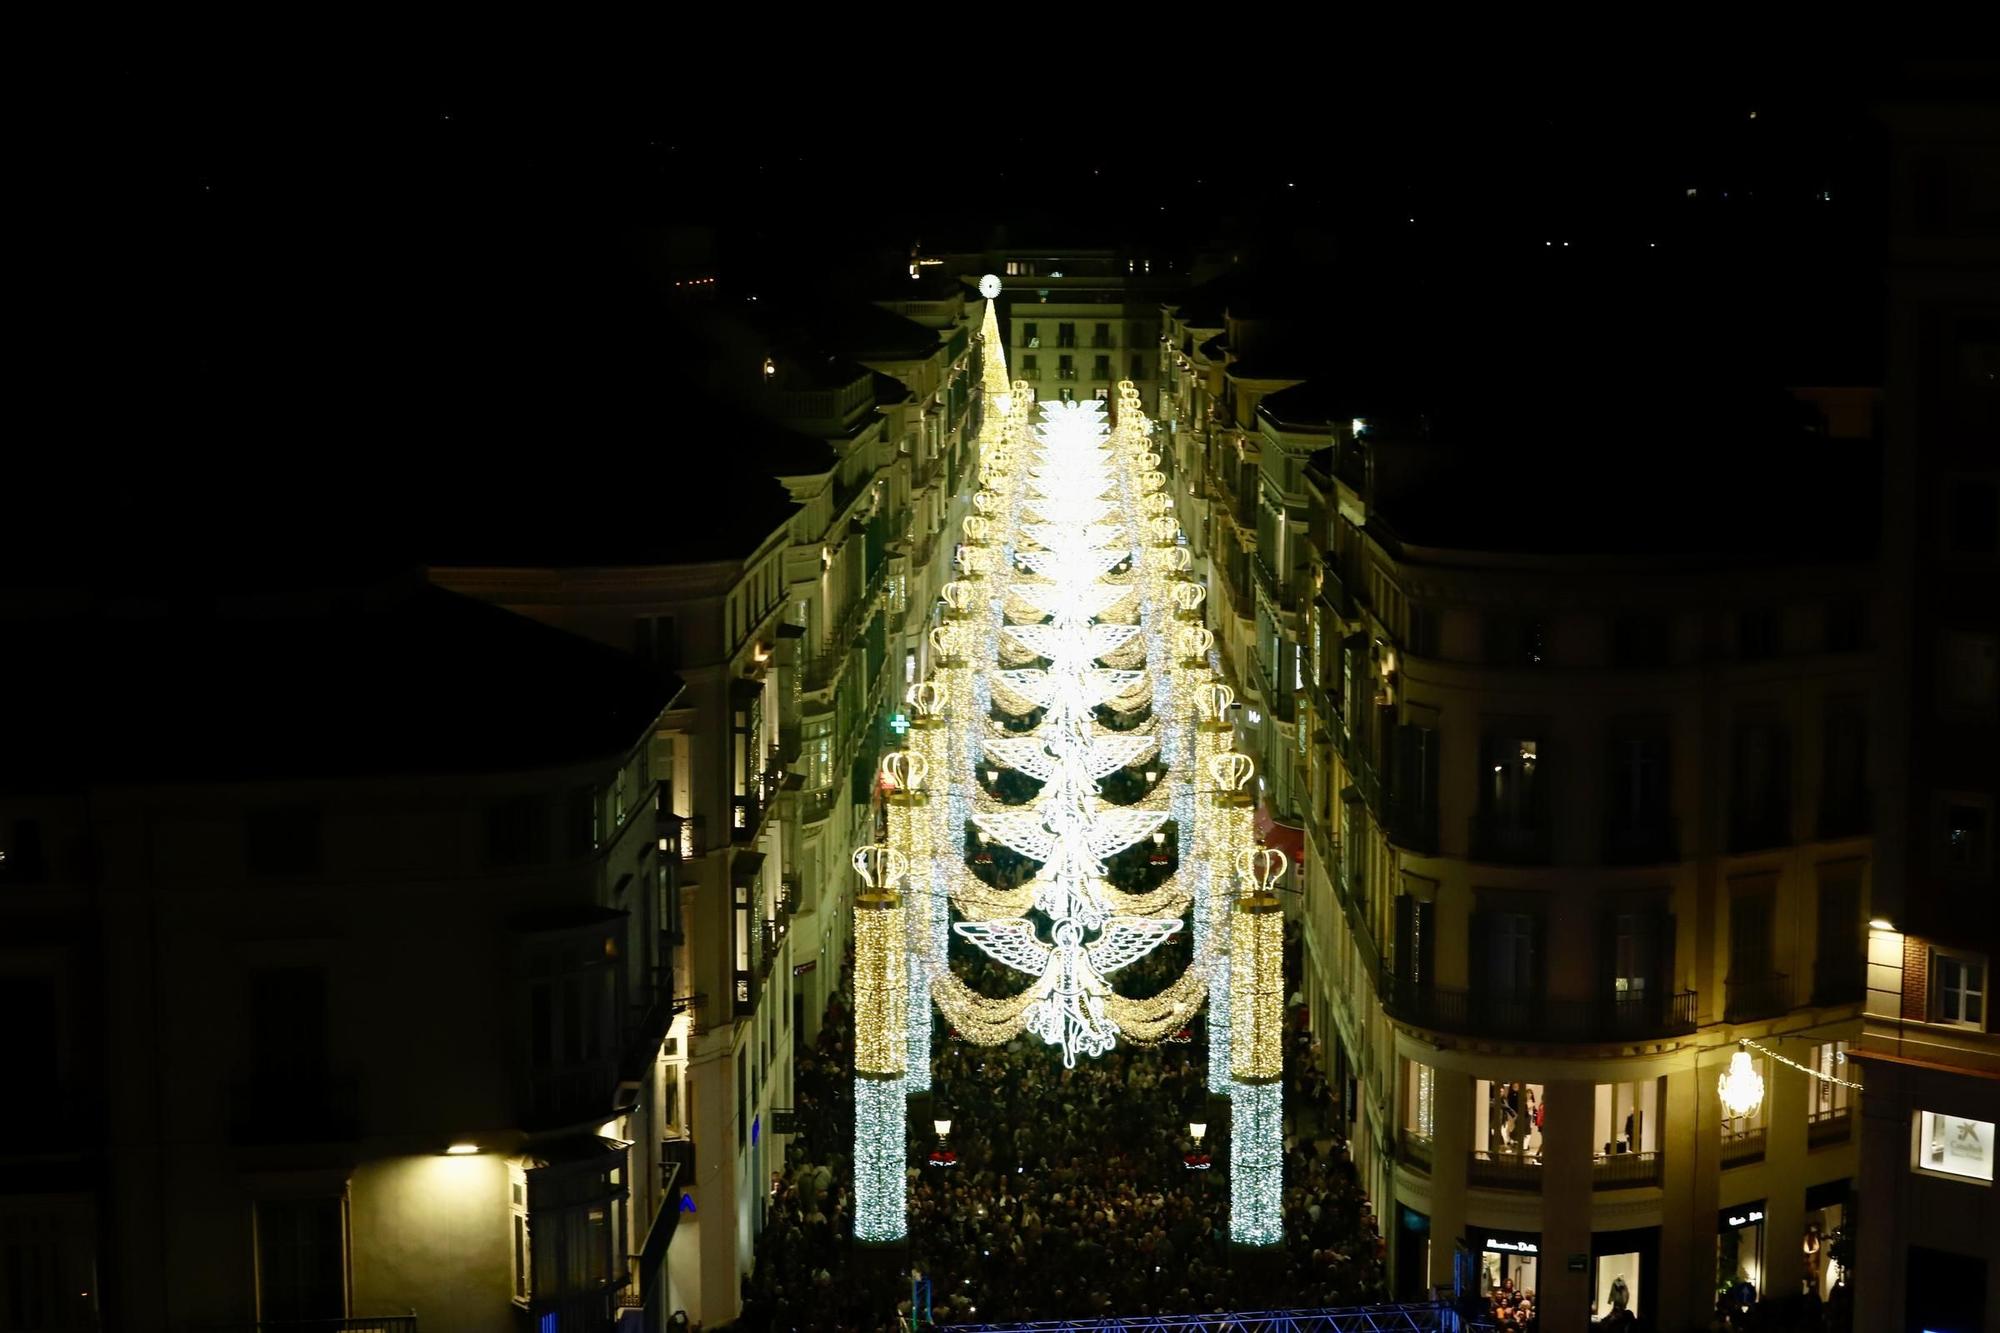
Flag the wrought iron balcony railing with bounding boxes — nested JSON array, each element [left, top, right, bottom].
[[1381, 979, 1696, 1042], [1468, 1149, 1543, 1192], [1591, 1149, 1661, 1190], [1725, 972, 1790, 1023]]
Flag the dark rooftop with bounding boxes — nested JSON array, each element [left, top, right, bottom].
[[0, 578, 679, 791], [1256, 381, 1343, 432], [1365, 384, 1881, 561]]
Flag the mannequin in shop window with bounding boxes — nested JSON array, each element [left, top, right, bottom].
[[1599, 1274, 1634, 1330]]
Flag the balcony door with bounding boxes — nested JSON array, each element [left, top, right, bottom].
[[1392, 894, 1435, 1001], [255, 1195, 347, 1321], [1602, 908, 1673, 1027]]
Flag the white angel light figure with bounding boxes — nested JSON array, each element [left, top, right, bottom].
[[954, 915, 1183, 1067]]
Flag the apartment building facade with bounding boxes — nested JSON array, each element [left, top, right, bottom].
[[942, 249, 1174, 416], [429, 292, 986, 1326], [1852, 101, 2000, 1333], [0, 583, 684, 1330], [1161, 302, 1882, 1329]]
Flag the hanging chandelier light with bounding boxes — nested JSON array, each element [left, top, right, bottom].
[[1717, 1047, 1766, 1118]]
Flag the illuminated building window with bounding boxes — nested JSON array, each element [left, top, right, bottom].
[[1913, 1110, 1995, 1183], [509, 1162, 531, 1301], [1807, 1041, 1851, 1123], [1404, 1060, 1435, 1140], [1940, 797, 1992, 879], [1934, 951, 1987, 1028]]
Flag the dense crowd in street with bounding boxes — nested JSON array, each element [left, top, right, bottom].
[[734, 920, 1387, 1333]]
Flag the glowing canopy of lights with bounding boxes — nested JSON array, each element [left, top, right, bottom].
[[853, 355, 1285, 1245]]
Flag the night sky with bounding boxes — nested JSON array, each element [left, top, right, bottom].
[[16, 57, 1915, 584]]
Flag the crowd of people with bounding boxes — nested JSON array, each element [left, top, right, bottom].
[[734, 921, 1388, 1333], [1486, 1279, 1538, 1330]]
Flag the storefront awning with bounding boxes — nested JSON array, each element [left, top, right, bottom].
[[1255, 802, 1306, 880]]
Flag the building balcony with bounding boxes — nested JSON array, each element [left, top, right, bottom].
[[524, 1063, 618, 1132], [662, 811, 705, 861], [661, 1135, 696, 1185], [1091, 336, 1114, 348], [1321, 564, 1356, 623], [731, 765, 787, 845], [228, 1074, 361, 1145], [801, 785, 837, 825], [1724, 972, 1791, 1023], [1468, 1149, 1543, 1192], [1399, 1128, 1432, 1173], [1056, 368, 1079, 381], [1381, 979, 1697, 1042], [1591, 1149, 1662, 1190], [1807, 1108, 1852, 1148], [1721, 1128, 1766, 1167], [1812, 955, 1866, 1006], [1601, 815, 1680, 866], [1468, 814, 1552, 865], [1386, 801, 1439, 856]]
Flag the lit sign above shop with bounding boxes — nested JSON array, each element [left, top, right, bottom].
[[1486, 1238, 1539, 1254], [1915, 1111, 1995, 1184], [1726, 1210, 1766, 1228]]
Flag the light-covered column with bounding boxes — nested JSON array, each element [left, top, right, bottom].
[[1207, 751, 1256, 1093], [1229, 847, 1288, 1247], [883, 753, 934, 1093], [851, 844, 908, 1244]]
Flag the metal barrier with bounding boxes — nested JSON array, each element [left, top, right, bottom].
[[938, 1303, 1495, 1333]]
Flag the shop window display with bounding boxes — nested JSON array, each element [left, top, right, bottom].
[[1716, 1202, 1767, 1314], [1478, 1234, 1539, 1328], [1592, 1256, 1639, 1326], [1475, 1078, 1545, 1158], [1593, 1079, 1660, 1159]]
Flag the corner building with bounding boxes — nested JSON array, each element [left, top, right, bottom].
[[1161, 292, 1880, 1329], [430, 287, 987, 1326]]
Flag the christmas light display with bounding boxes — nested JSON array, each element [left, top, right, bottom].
[[851, 369, 1283, 1245]]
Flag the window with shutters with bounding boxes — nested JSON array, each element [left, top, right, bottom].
[[526, 1149, 626, 1301], [1729, 719, 1792, 851], [1813, 863, 1864, 1004], [1807, 1041, 1852, 1123], [1390, 725, 1439, 852], [1939, 796, 1992, 880], [1476, 733, 1549, 863], [1935, 952, 1987, 1029], [1726, 879, 1784, 1021], [1818, 698, 1869, 838], [1486, 912, 1539, 999], [254, 1195, 347, 1320], [1605, 726, 1673, 862], [522, 935, 619, 1126]]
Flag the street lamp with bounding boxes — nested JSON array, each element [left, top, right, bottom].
[[1184, 1120, 1211, 1171], [929, 1117, 957, 1169]]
